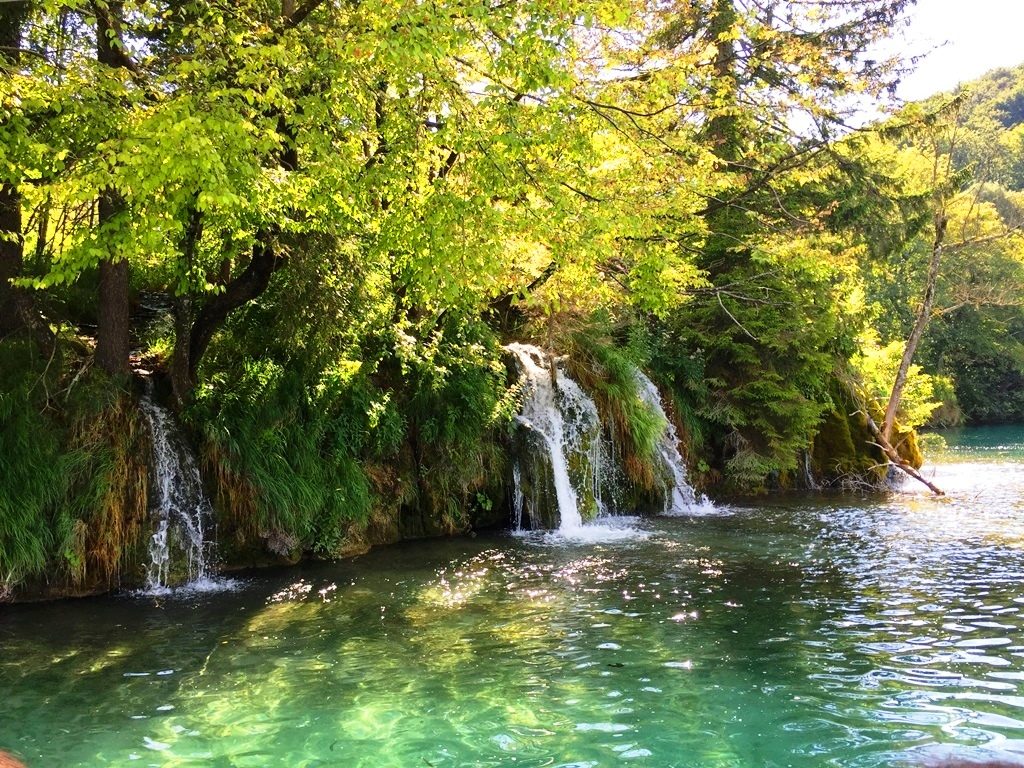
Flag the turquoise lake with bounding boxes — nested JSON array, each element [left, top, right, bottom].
[[3, 427, 1024, 767]]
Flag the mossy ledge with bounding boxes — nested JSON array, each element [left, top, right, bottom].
[[2, 336, 902, 602]]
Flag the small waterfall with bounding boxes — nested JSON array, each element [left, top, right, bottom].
[[139, 382, 217, 591], [801, 449, 821, 491], [633, 369, 713, 515], [506, 343, 610, 535]]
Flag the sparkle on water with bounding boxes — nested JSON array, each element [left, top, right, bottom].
[[3, 426, 1024, 767]]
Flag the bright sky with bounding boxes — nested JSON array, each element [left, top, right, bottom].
[[894, 0, 1024, 100]]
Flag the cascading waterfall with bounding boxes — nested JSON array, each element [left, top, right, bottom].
[[633, 369, 714, 515], [507, 342, 713, 532], [506, 343, 603, 533], [138, 381, 217, 592]]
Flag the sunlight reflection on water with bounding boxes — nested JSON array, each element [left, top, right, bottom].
[[2, 427, 1024, 766]]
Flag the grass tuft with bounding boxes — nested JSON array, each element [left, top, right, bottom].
[[0, 340, 149, 594]]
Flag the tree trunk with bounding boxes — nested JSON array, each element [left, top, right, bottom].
[[187, 234, 281, 383], [96, 191, 130, 377], [171, 225, 283, 407], [866, 413, 944, 496], [881, 210, 948, 443], [170, 296, 192, 405], [0, 181, 25, 337], [0, 181, 55, 354], [705, 0, 741, 165], [871, 209, 949, 496], [0, 2, 54, 355], [0, 1, 27, 333], [0, 2, 24, 334], [169, 204, 203, 406], [93, 2, 131, 376]]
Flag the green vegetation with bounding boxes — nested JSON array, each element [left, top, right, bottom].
[[566, 323, 664, 492], [4, 0, 1024, 595], [0, 343, 148, 593]]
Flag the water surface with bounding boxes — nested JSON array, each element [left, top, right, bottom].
[[3, 427, 1024, 767]]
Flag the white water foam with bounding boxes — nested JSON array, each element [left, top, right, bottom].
[[131, 575, 244, 600], [514, 516, 651, 545]]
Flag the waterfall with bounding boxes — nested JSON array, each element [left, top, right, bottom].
[[138, 382, 217, 592], [506, 343, 714, 533], [632, 369, 714, 515], [505, 343, 605, 534], [801, 449, 821, 491]]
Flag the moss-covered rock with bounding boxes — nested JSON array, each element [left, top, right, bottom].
[[810, 382, 887, 487], [894, 428, 924, 469]]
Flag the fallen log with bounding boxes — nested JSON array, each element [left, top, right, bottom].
[[863, 413, 944, 496]]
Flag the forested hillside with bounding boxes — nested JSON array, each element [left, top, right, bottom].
[[3, 0, 1023, 597], [894, 65, 1024, 423]]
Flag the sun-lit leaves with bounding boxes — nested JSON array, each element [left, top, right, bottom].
[[5, 0, 951, 503]]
